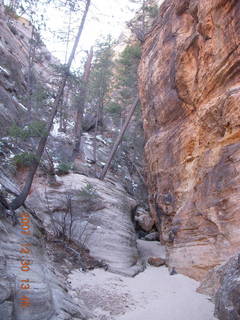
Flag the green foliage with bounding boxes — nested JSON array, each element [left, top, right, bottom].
[[78, 183, 102, 213], [8, 121, 47, 140], [8, 124, 27, 140], [114, 43, 141, 105], [119, 44, 141, 66], [106, 102, 122, 115], [78, 183, 100, 200], [12, 152, 38, 168], [28, 121, 48, 137], [56, 162, 73, 175], [32, 85, 51, 109], [87, 36, 114, 111]]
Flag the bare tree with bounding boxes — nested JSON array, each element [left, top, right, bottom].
[[72, 46, 93, 159], [0, 0, 91, 212], [100, 97, 139, 180]]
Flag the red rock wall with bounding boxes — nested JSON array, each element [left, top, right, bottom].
[[139, 0, 240, 280]]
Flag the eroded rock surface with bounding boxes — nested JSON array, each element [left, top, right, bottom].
[[139, 0, 240, 280], [0, 210, 92, 320], [27, 173, 144, 277], [198, 254, 240, 320]]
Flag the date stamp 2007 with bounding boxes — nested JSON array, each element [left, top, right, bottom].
[[18, 212, 32, 308]]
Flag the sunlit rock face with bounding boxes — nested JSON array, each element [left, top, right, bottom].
[[139, 0, 240, 280]]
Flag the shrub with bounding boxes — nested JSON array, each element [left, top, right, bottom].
[[106, 102, 122, 115], [56, 162, 72, 175], [78, 183, 102, 213], [78, 183, 100, 200], [27, 121, 47, 138], [33, 86, 51, 108], [12, 152, 38, 168], [8, 121, 47, 140], [8, 124, 28, 140], [119, 44, 142, 67]]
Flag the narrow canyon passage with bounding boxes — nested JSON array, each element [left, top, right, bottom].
[[69, 241, 216, 320], [1, 1, 240, 319]]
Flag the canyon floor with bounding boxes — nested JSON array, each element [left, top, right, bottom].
[[68, 241, 217, 320]]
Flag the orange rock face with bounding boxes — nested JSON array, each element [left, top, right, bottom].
[[139, 0, 240, 280]]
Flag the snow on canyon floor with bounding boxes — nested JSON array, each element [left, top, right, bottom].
[[68, 241, 216, 320]]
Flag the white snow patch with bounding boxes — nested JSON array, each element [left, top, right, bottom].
[[9, 153, 15, 159], [18, 102, 28, 111], [51, 121, 67, 138], [96, 135, 108, 145], [0, 65, 10, 76], [12, 96, 27, 112]]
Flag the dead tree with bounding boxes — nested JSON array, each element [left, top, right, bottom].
[[0, 0, 91, 212], [100, 97, 139, 180]]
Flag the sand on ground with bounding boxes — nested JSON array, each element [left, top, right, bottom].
[[68, 241, 217, 320]]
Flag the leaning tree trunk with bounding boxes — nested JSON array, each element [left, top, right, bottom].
[[1, 0, 91, 211], [100, 97, 139, 180], [72, 46, 93, 159]]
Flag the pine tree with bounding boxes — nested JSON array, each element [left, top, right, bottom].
[[87, 36, 114, 128]]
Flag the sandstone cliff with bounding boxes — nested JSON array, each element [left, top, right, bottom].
[[139, 0, 240, 280], [0, 5, 60, 136]]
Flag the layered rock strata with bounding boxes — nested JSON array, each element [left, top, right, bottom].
[[139, 0, 240, 280], [198, 254, 240, 320], [0, 175, 92, 320], [27, 174, 144, 277]]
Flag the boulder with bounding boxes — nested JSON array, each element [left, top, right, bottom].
[[148, 257, 165, 267], [137, 240, 166, 264], [136, 214, 154, 232], [144, 232, 159, 241]]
